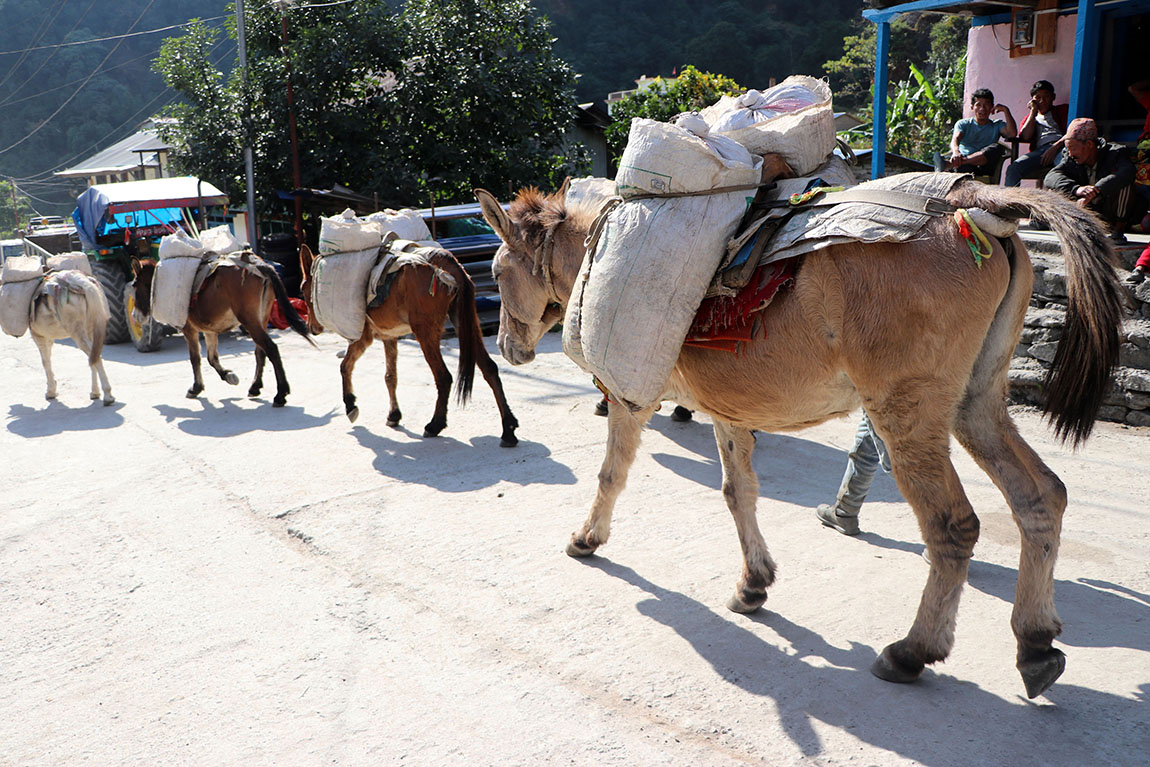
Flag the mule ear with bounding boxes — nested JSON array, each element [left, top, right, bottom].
[[557, 176, 571, 199], [474, 188, 514, 243], [299, 244, 313, 277], [130, 257, 141, 276]]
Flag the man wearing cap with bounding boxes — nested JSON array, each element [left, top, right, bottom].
[[1045, 117, 1146, 242]]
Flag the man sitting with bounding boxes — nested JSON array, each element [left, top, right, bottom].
[[939, 88, 1017, 176], [1045, 118, 1147, 242], [1005, 80, 1067, 187]]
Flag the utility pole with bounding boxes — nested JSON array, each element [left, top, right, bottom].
[[279, 1, 303, 247], [8, 177, 20, 237], [236, 0, 258, 252]]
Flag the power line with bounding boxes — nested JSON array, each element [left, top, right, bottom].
[[0, 0, 161, 158], [0, 14, 230, 56], [0, 0, 69, 91], [0, 0, 98, 104], [0, 47, 162, 109]]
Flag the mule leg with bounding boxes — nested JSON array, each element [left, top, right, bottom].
[[341, 333, 373, 423], [474, 343, 519, 447], [413, 324, 452, 438], [868, 407, 980, 685], [244, 323, 288, 407], [204, 332, 239, 386], [32, 332, 57, 401], [249, 347, 266, 398], [70, 326, 113, 405], [183, 327, 205, 398], [712, 419, 776, 613], [383, 338, 401, 427], [567, 401, 657, 557], [954, 399, 1068, 698]]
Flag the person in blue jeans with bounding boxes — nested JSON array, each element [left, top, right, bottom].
[[816, 413, 890, 536], [1004, 80, 1067, 187]]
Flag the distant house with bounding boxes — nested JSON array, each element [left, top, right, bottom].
[[571, 102, 611, 177], [864, 0, 1150, 178], [54, 119, 173, 187]]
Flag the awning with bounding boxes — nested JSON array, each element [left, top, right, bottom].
[[72, 176, 228, 250]]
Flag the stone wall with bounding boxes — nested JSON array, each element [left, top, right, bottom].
[[1008, 236, 1150, 426]]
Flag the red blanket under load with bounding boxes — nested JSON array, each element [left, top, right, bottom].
[[684, 259, 795, 353]]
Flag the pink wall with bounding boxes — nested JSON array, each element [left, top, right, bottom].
[[963, 15, 1077, 184], [964, 16, 1076, 118]]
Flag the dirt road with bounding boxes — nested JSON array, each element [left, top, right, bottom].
[[2, 329, 1147, 766]]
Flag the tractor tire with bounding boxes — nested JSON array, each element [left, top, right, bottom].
[[125, 281, 164, 352], [90, 260, 130, 344]]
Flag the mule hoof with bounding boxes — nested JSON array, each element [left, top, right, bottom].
[[566, 537, 598, 558], [225, 372, 239, 385], [423, 421, 445, 438], [386, 410, 401, 427], [45, 392, 57, 401], [726, 589, 767, 614], [1019, 648, 1066, 699], [347, 407, 360, 423], [186, 389, 201, 399], [422, 428, 442, 438], [103, 397, 115, 407], [248, 387, 261, 398], [871, 644, 926, 684], [670, 405, 693, 422], [272, 397, 287, 408], [500, 433, 519, 448], [90, 392, 100, 401]]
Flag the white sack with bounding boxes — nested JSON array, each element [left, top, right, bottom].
[[563, 189, 752, 410], [199, 224, 244, 255], [365, 208, 432, 242], [1, 255, 44, 283], [701, 75, 835, 176], [319, 209, 383, 255], [310, 247, 380, 340], [158, 229, 204, 259], [615, 118, 762, 198], [566, 177, 617, 211], [47, 252, 92, 275], [152, 255, 205, 329], [0, 278, 41, 337]]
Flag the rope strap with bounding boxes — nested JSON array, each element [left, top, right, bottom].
[[954, 208, 994, 267]]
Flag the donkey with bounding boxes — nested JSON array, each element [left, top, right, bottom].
[[298, 243, 519, 447], [474, 179, 1124, 699], [27, 269, 115, 405], [131, 254, 312, 407]]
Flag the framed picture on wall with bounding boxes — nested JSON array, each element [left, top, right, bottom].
[[1013, 9, 1036, 47]]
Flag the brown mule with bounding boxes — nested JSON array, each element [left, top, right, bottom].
[[475, 179, 1123, 698], [298, 243, 518, 447], [131, 254, 312, 407]]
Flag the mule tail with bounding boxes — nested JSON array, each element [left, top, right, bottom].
[[430, 251, 481, 405], [960, 184, 1123, 446], [77, 272, 110, 366], [255, 261, 317, 348]]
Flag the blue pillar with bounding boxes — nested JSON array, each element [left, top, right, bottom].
[[1069, 0, 1098, 123], [872, 21, 891, 179]]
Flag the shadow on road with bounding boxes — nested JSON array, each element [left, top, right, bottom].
[[153, 398, 336, 435], [350, 424, 577, 492], [7, 400, 125, 437], [578, 555, 1146, 767]]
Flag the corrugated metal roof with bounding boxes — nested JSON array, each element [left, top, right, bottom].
[[54, 121, 172, 178]]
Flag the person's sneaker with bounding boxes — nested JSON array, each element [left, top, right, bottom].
[[816, 504, 861, 536]]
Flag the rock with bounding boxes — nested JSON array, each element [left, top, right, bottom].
[[1126, 409, 1150, 427], [1119, 343, 1150, 369], [1121, 318, 1150, 349], [1098, 405, 1129, 422], [1125, 390, 1150, 410], [1120, 368, 1150, 393], [1028, 341, 1059, 363]]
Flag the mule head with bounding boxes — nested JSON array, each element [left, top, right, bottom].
[[297, 244, 325, 335], [475, 186, 569, 366], [130, 257, 156, 317]]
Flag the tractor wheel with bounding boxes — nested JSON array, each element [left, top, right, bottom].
[[125, 282, 164, 352], [90, 260, 129, 344]]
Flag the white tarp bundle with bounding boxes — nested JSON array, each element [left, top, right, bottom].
[[564, 117, 760, 410], [615, 116, 762, 198], [198, 224, 244, 255], [365, 209, 432, 242], [0, 255, 45, 337], [319, 209, 383, 255], [565, 177, 616, 210], [310, 246, 381, 341], [701, 75, 836, 176], [153, 230, 207, 329], [46, 252, 92, 275]]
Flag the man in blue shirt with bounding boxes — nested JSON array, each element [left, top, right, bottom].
[[943, 88, 1018, 174]]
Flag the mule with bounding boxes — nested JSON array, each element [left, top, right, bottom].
[[28, 269, 115, 405], [131, 254, 312, 407], [298, 244, 519, 447], [474, 179, 1124, 698]]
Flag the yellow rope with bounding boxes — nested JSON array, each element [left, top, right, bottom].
[[954, 208, 994, 267]]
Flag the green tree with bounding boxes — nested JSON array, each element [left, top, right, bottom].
[[603, 65, 743, 167], [153, 0, 583, 210], [0, 178, 35, 237]]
